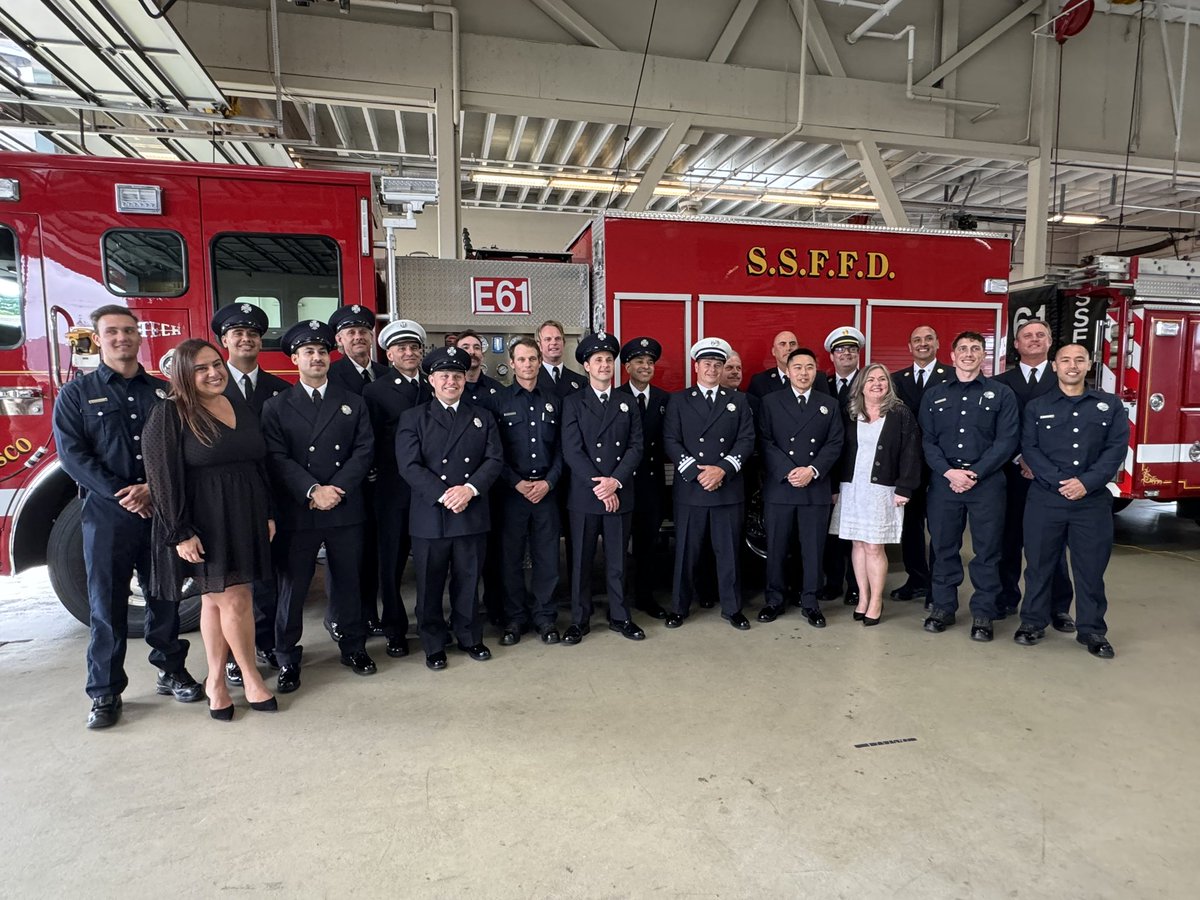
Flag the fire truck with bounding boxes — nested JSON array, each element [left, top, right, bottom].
[[1011, 257, 1200, 525], [0, 152, 376, 635]]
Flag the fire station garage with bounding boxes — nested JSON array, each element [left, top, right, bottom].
[[2, 1, 1200, 897]]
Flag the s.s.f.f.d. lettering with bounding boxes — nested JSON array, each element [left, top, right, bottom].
[[745, 246, 894, 281]]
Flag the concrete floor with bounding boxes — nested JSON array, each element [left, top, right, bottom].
[[1, 502, 1198, 899]]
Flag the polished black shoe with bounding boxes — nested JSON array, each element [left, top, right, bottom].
[[500, 628, 521, 646], [156, 668, 204, 703], [757, 605, 783, 623], [209, 703, 234, 721], [609, 619, 646, 640], [970, 618, 994, 642], [801, 608, 826, 628], [863, 615, 881, 627], [923, 611, 955, 633], [1078, 634, 1115, 659], [324, 620, 345, 642], [276, 665, 301, 693], [425, 651, 448, 670], [724, 612, 751, 631], [256, 648, 280, 670], [385, 636, 410, 658], [852, 611, 866, 621], [664, 614, 685, 629], [457, 643, 493, 661], [225, 659, 244, 687], [843, 589, 860, 607], [365, 618, 385, 637], [561, 623, 590, 645], [249, 696, 278, 712], [890, 583, 927, 601], [1053, 613, 1077, 633], [340, 651, 378, 675], [1013, 626, 1045, 646], [87, 695, 122, 730], [636, 600, 668, 620]]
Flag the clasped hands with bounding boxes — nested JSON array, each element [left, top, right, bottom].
[[591, 476, 621, 513]]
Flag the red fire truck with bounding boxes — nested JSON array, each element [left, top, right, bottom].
[[0, 152, 376, 635]]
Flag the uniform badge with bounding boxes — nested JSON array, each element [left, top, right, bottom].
[[308, 320, 320, 330], [726, 402, 736, 412], [340, 404, 352, 415], [155, 388, 167, 399], [819, 405, 829, 415], [659, 405, 666, 414], [597, 331, 607, 340], [473, 417, 483, 428], [572, 382, 580, 389], [545, 402, 554, 412], [619, 402, 629, 412], [351, 304, 362, 313], [984, 390, 995, 399], [447, 347, 457, 356], [1097, 401, 1110, 411], [240, 303, 252, 314], [639, 338, 649, 347], [489, 388, 497, 394]]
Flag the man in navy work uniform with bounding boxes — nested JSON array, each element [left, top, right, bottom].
[[261, 320, 378, 693], [395, 346, 503, 670], [484, 337, 564, 646], [919, 330, 1019, 641], [560, 331, 645, 644], [994, 319, 1075, 630], [1014, 344, 1128, 659], [53, 304, 202, 729], [211, 301, 290, 685], [890, 325, 951, 605], [663, 337, 757, 630], [614, 336, 670, 620], [362, 318, 431, 660], [756, 347, 844, 628], [456, 329, 504, 405]]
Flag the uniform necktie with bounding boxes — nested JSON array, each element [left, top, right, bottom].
[[361, 367, 372, 386], [446, 404, 456, 420], [638, 393, 647, 413], [1028, 367, 1039, 387], [241, 373, 252, 400], [797, 393, 806, 409], [705, 389, 715, 407], [553, 366, 561, 384], [915, 368, 926, 392], [839, 378, 848, 394], [311, 388, 322, 410], [599, 392, 608, 406]]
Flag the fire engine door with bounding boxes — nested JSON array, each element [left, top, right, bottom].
[[1138, 309, 1200, 496], [613, 294, 689, 389], [0, 213, 52, 489]]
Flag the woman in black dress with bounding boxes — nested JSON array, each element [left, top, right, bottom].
[[144, 339, 277, 720]]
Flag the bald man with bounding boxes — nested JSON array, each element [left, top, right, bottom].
[[748, 331, 831, 399]]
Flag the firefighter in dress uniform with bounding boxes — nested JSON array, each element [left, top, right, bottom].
[[662, 337, 757, 630], [1014, 344, 1128, 659], [395, 347, 503, 670], [559, 332, 646, 645], [53, 305, 203, 729], [211, 301, 291, 684], [362, 318, 432, 660], [756, 347, 845, 628], [918, 330, 1019, 642], [821, 326, 864, 606], [614, 336, 670, 620], [260, 320, 378, 693]]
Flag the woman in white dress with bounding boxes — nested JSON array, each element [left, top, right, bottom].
[[829, 363, 923, 625]]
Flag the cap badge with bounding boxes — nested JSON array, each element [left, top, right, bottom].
[[447, 347, 457, 356], [240, 303, 251, 314], [597, 331, 607, 340], [640, 338, 649, 347], [308, 320, 320, 330], [351, 305, 362, 313]]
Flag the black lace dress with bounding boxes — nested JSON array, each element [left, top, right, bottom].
[[143, 400, 273, 603]]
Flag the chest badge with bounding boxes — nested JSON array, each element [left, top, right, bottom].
[[819, 405, 829, 415], [473, 417, 483, 428], [340, 404, 352, 415], [155, 388, 167, 399], [984, 390, 995, 399], [1097, 401, 1110, 411], [619, 402, 629, 413], [726, 402, 736, 412], [545, 402, 554, 412]]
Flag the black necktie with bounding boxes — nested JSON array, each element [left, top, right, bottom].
[[599, 392, 608, 406], [241, 374, 252, 400], [553, 366, 561, 384], [1028, 367, 1039, 387], [361, 368, 372, 386], [311, 388, 322, 410], [839, 378, 848, 394], [705, 389, 715, 407], [637, 393, 647, 413], [446, 404, 456, 420], [915, 368, 926, 392], [797, 393, 806, 409]]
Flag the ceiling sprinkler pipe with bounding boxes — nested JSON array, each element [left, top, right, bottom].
[[846, 0, 906, 44], [862, 26, 1000, 122]]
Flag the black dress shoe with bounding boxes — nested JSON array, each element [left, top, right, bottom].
[[970, 618, 994, 642], [818, 586, 841, 602], [890, 583, 927, 601], [256, 648, 280, 670], [457, 643, 493, 661], [87, 695, 122, 730], [724, 612, 751, 630], [500, 629, 521, 646], [386, 636, 410, 658], [1013, 626, 1045, 646], [636, 601, 668, 620], [156, 668, 205, 703], [540, 627, 561, 644], [923, 611, 955, 633], [664, 614, 685, 629], [365, 618, 385, 637], [801, 608, 826, 628], [1053, 613, 1077, 633], [757, 605, 783, 623], [426, 651, 448, 670], [325, 620, 345, 642], [225, 660, 244, 686], [1078, 634, 1115, 659], [340, 651, 378, 675], [561, 623, 589, 644], [843, 589, 860, 607], [276, 665, 301, 693], [608, 619, 646, 640]]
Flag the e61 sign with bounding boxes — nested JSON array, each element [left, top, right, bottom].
[[471, 276, 531, 315]]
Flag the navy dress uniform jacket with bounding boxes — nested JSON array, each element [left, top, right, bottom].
[[664, 386, 756, 506], [223, 367, 290, 414], [561, 388, 644, 514], [757, 389, 845, 505], [538, 364, 588, 398], [463, 372, 504, 406], [395, 401, 503, 538], [1021, 387, 1129, 498], [614, 382, 669, 498], [748, 367, 832, 400], [892, 363, 952, 414], [328, 356, 389, 396], [260, 383, 375, 531], [363, 370, 433, 503]]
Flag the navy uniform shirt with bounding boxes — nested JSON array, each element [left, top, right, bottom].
[[484, 381, 563, 489], [919, 375, 1019, 479], [1021, 387, 1129, 497], [52, 363, 167, 511], [463, 372, 503, 406]]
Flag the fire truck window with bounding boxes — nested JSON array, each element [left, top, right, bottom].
[[102, 230, 187, 297], [233, 296, 282, 329], [212, 234, 341, 351], [0, 226, 20, 350]]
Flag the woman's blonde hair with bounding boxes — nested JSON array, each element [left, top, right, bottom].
[[847, 362, 904, 422]]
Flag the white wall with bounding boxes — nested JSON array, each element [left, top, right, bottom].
[[391, 206, 593, 258]]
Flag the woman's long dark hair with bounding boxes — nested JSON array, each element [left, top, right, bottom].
[[168, 338, 227, 447]]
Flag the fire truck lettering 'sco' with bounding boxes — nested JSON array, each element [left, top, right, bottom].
[[745, 246, 894, 280], [0, 438, 33, 466]]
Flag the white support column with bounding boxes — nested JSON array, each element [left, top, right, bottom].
[[435, 86, 461, 259], [1022, 8, 1056, 281], [848, 138, 910, 228], [627, 116, 692, 211]]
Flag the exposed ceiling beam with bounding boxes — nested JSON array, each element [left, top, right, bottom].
[[394, 109, 407, 154], [709, 0, 762, 64], [527, 0, 618, 50], [627, 116, 693, 211], [917, 0, 1044, 89], [362, 107, 379, 152], [787, 0, 846, 78]]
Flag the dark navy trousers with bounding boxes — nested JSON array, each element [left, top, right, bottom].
[[500, 488, 561, 630], [1000, 467, 1073, 616], [927, 473, 1006, 619]]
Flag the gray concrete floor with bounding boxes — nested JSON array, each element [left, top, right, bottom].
[[1, 502, 1198, 899]]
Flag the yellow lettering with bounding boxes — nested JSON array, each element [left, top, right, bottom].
[[14, 437, 31, 453], [746, 246, 768, 276], [808, 249, 830, 277], [866, 252, 890, 279], [837, 250, 859, 279], [3, 446, 18, 462], [778, 247, 798, 277]]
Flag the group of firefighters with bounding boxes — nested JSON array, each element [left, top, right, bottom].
[[52, 299, 1130, 729]]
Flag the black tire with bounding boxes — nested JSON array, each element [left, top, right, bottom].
[[1112, 498, 1133, 514], [744, 489, 768, 559], [46, 498, 201, 637]]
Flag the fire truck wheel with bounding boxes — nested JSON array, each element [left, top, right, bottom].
[[1112, 499, 1132, 514], [743, 490, 768, 559], [47, 498, 202, 638]]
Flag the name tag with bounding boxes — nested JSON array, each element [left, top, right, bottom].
[[933, 398, 947, 405], [503, 411, 518, 417], [1039, 414, 1055, 419], [87, 397, 109, 405]]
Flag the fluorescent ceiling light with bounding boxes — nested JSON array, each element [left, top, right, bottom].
[[550, 178, 636, 193], [470, 170, 550, 187], [1050, 213, 1107, 225], [652, 184, 692, 197], [760, 193, 824, 206]]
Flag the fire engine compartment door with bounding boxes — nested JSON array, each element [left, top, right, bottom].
[[613, 294, 689, 390], [867, 300, 1004, 375], [1137, 308, 1200, 495]]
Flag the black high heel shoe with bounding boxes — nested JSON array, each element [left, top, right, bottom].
[[862, 615, 882, 627], [853, 611, 866, 621], [249, 696, 278, 712], [210, 704, 235, 721]]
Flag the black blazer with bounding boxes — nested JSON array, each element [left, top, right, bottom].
[[561, 387, 644, 515], [663, 386, 756, 507], [748, 367, 833, 400], [222, 366, 291, 415], [993, 362, 1057, 415], [362, 368, 431, 506], [832, 404, 923, 498], [328, 355, 389, 396], [891, 362, 952, 415], [614, 382, 669, 493], [537, 363, 588, 398], [757, 388, 844, 506]]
